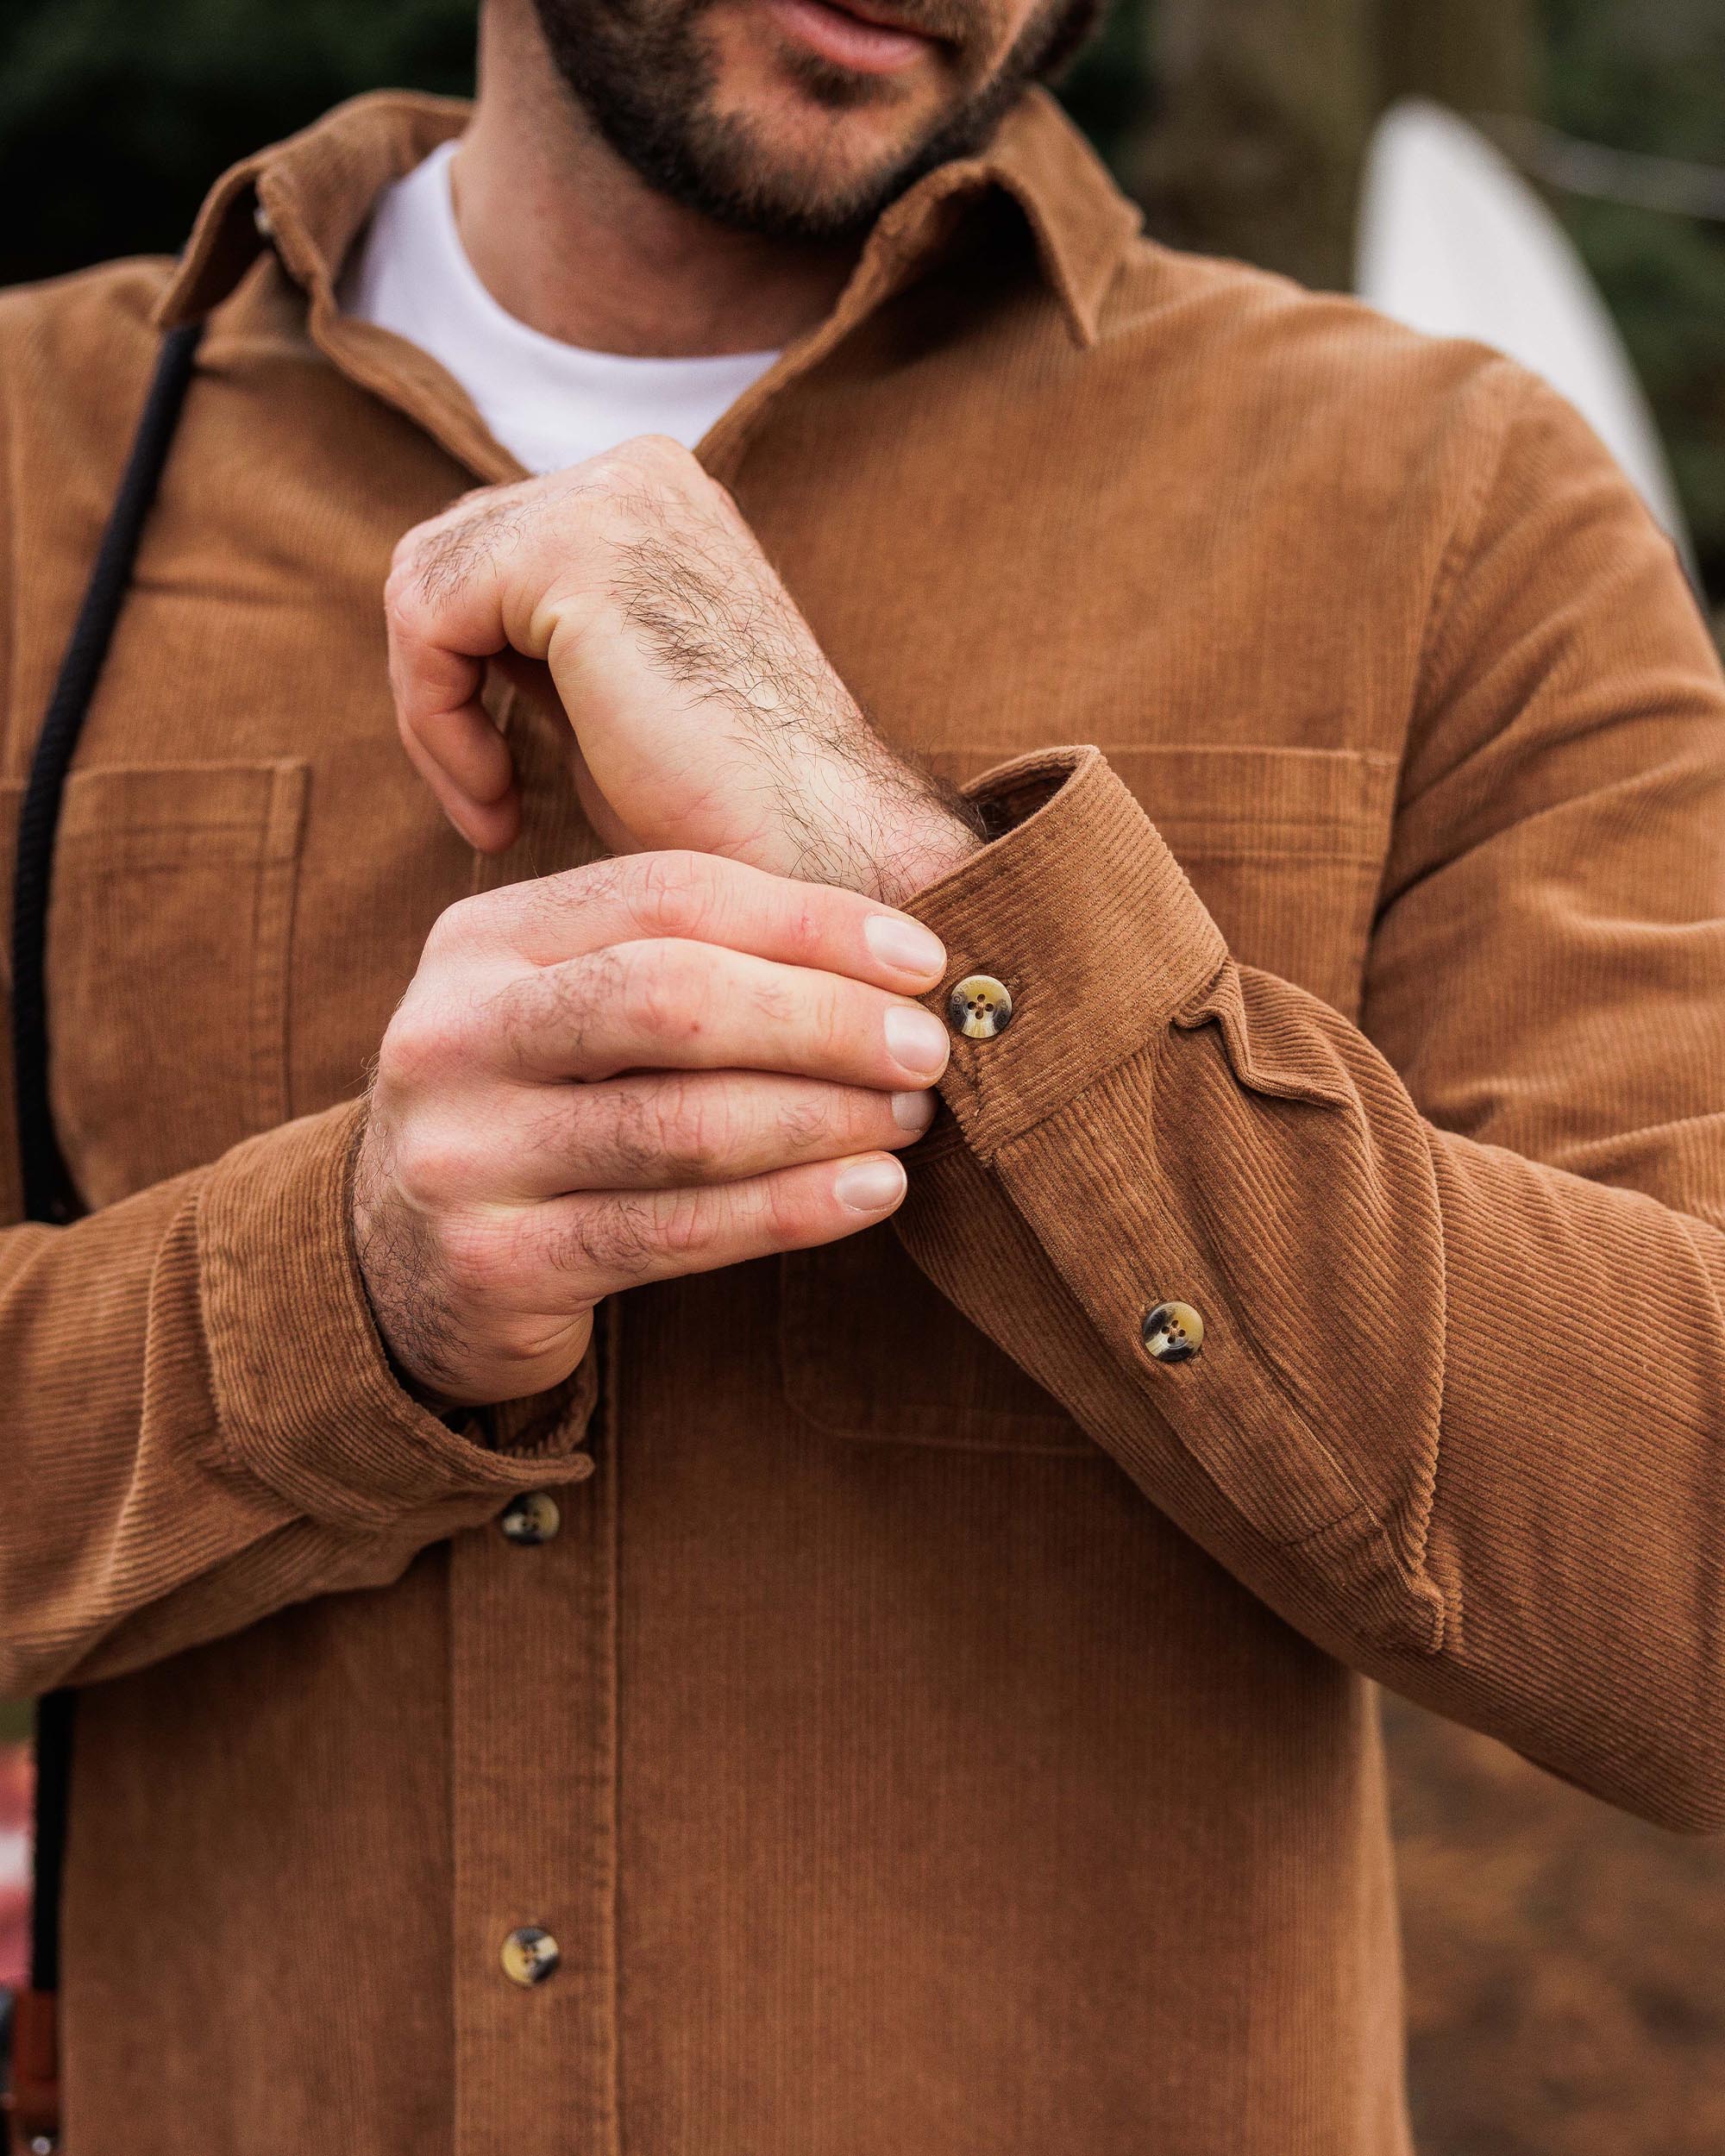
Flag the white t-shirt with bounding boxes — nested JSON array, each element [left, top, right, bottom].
[[339, 140, 781, 475]]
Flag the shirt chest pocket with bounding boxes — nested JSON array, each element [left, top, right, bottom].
[[779, 740, 1397, 1454], [781, 1221, 1092, 1453], [1101, 743, 1399, 1018], [35, 761, 310, 1209]]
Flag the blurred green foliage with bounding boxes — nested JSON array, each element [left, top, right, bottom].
[[1542, 0, 1725, 601], [0, 0, 1716, 586], [0, 0, 475, 283]]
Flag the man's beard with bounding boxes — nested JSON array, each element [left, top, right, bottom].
[[528, 0, 1104, 242]]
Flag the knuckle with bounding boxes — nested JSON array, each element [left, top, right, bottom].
[[775, 1089, 833, 1159], [806, 974, 849, 1057], [618, 939, 701, 1044], [650, 1075, 729, 1179], [749, 964, 798, 1036], [582, 448, 643, 505], [380, 998, 463, 1091], [384, 534, 423, 592], [491, 949, 609, 1068], [656, 1188, 715, 1263], [761, 1172, 814, 1250], [618, 432, 691, 483], [383, 543, 439, 625], [436, 1206, 516, 1300], [550, 1195, 662, 1281], [517, 861, 615, 945], [423, 893, 485, 960], [629, 849, 712, 939], [781, 891, 827, 964], [388, 1120, 473, 1209]]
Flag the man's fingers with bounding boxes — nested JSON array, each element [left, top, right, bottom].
[[480, 1071, 938, 1199], [397, 709, 523, 854], [386, 474, 613, 851], [488, 939, 951, 1090], [385, 501, 538, 841], [438, 849, 948, 991], [516, 1150, 911, 1300]]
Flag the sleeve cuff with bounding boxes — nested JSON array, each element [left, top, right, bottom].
[[907, 747, 1227, 1157], [198, 1099, 598, 1531]]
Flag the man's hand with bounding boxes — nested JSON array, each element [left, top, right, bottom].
[[384, 435, 982, 907], [353, 849, 952, 1408]]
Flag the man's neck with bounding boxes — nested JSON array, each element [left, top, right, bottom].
[[453, 0, 858, 358]]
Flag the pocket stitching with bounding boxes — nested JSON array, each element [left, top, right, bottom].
[[779, 1248, 1095, 1456], [43, 759, 310, 1202]]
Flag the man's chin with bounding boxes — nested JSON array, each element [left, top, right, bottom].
[[528, 0, 1026, 246], [669, 102, 956, 240]]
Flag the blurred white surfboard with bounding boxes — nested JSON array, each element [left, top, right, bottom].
[[1358, 97, 1696, 577]]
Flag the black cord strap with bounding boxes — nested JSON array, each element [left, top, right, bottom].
[[12, 317, 204, 1232], [3, 320, 203, 2152]]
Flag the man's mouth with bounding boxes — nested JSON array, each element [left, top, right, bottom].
[[761, 0, 949, 75]]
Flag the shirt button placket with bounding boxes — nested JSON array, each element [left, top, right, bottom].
[[499, 1488, 565, 1545], [450, 1397, 617, 2154]]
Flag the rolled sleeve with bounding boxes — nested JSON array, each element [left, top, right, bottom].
[[198, 1099, 597, 1532]]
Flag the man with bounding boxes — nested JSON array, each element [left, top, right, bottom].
[[1, 0, 1722, 2144]]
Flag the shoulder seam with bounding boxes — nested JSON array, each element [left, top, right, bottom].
[[1405, 356, 1527, 738]]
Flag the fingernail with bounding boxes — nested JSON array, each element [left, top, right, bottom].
[[835, 1156, 907, 1213], [892, 1088, 938, 1133], [884, 1005, 950, 1079], [864, 912, 946, 979]]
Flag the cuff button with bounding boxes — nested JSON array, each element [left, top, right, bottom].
[[1143, 1301, 1204, 1363], [948, 974, 1014, 1040]]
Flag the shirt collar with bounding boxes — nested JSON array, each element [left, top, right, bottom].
[[157, 83, 1142, 352]]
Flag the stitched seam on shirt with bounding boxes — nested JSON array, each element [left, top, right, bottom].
[[1402, 357, 1524, 792], [1403, 1146, 1450, 1598], [1068, 1063, 1394, 1539], [1279, 1507, 1448, 1655], [1130, 1037, 1446, 1618]]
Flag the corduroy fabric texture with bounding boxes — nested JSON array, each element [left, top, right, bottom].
[[0, 85, 1722, 2156]]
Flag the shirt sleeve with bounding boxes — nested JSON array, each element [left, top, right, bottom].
[[899, 364, 1725, 1833], [0, 1098, 596, 1695]]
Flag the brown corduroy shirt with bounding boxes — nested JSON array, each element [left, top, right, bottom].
[[3, 84, 1725, 2156]]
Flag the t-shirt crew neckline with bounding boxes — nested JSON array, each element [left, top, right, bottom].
[[338, 137, 782, 477]]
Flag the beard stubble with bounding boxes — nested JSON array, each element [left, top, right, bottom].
[[528, 0, 1106, 242]]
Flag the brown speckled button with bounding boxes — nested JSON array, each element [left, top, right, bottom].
[[947, 974, 1014, 1041], [500, 1927, 560, 1987], [1142, 1301, 1205, 1363], [499, 1490, 562, 1545]]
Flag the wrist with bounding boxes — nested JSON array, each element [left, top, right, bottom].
[[857, 792, 987, 909]]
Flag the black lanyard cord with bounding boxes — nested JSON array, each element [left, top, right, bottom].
[[5, 317, 203, 2140], [12, 317, 204, 1232]]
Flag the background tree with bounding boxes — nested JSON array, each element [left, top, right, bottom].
[[1126, 0, 1380, 291], [1380, 0, 1539, 128], [1119, 0, 1539, 290]]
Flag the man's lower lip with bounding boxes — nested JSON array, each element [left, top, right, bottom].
[[762, 0, 937, 72]]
